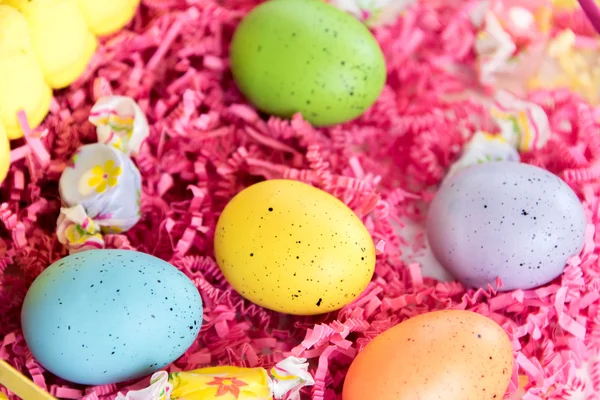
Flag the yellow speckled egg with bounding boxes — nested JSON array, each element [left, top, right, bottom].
[[343, 310, 514, 400], [214, 179, 376, 315]]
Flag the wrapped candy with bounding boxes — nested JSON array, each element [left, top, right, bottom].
[[473, 0, 600, 104], [446, 90, 550, 179], [57, 96, 149, 253], [473, 5, 550, 95], [116, 357, 314, 400]]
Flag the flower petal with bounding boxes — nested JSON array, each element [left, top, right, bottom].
[[107, 176, 119, 188], [104, 159, 116, 171], [88, 176, 102, 187], [96, 181, 108, 193], [91, 165, 105, 176], [111, 166, 123, 178]]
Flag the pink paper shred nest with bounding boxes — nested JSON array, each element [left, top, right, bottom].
[[2, 0, 600, 399]]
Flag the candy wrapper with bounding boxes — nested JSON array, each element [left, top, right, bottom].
[[116, 357, 314, 400], [446, 90, 550, 180], [490, 90, 550, 152], [330, 0, 415, 27], [473, 5, 549, 95], [474, 0, 600, 104], [57, 96, 149, 253], [445, 131, 520, 179]]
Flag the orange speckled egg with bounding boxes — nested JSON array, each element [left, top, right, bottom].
[[343, 310, 514, 400]]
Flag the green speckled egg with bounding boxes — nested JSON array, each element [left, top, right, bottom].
[[229, 0, 386, 126]]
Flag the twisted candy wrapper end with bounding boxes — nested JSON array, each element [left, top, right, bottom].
[[115, 372, 173, 400], [491, 90, 550, 152], [57, 96, 148, 253], [115, 357, 314, 400], [445, 131, 520, 181], [269, 356, 314, 400], [445, 90, 550, 181], [56, 204, 105, 253], [89, 95, 149, 156]]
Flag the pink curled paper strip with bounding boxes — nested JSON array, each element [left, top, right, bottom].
[[115, 357, 314, 400], [57, 96, 149, 253]]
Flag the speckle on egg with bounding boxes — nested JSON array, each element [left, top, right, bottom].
[[426, 162, 586, 291]]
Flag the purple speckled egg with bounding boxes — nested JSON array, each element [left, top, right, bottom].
[[426, 162, 586, 291]]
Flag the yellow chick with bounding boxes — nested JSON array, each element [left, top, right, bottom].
[[0, 119, 10, 184], [77, 0, 140, 36], [3, 0, 97, 89], [0, 0, 138, 139], [0, 4, 52, 139]]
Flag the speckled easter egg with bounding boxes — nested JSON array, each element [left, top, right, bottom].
[[343, 310, 514, 400], [21, 250, 203, 385], [229, 0, 386, 126], [427, 162, 586, 291], [214, 179, 376, 315]]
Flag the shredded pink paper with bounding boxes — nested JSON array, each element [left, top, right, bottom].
[[1, 1, 600, 399]]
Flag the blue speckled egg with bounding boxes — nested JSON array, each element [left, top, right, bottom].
[[21, 250, 203, 385], [427, 162, 586, 291]]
